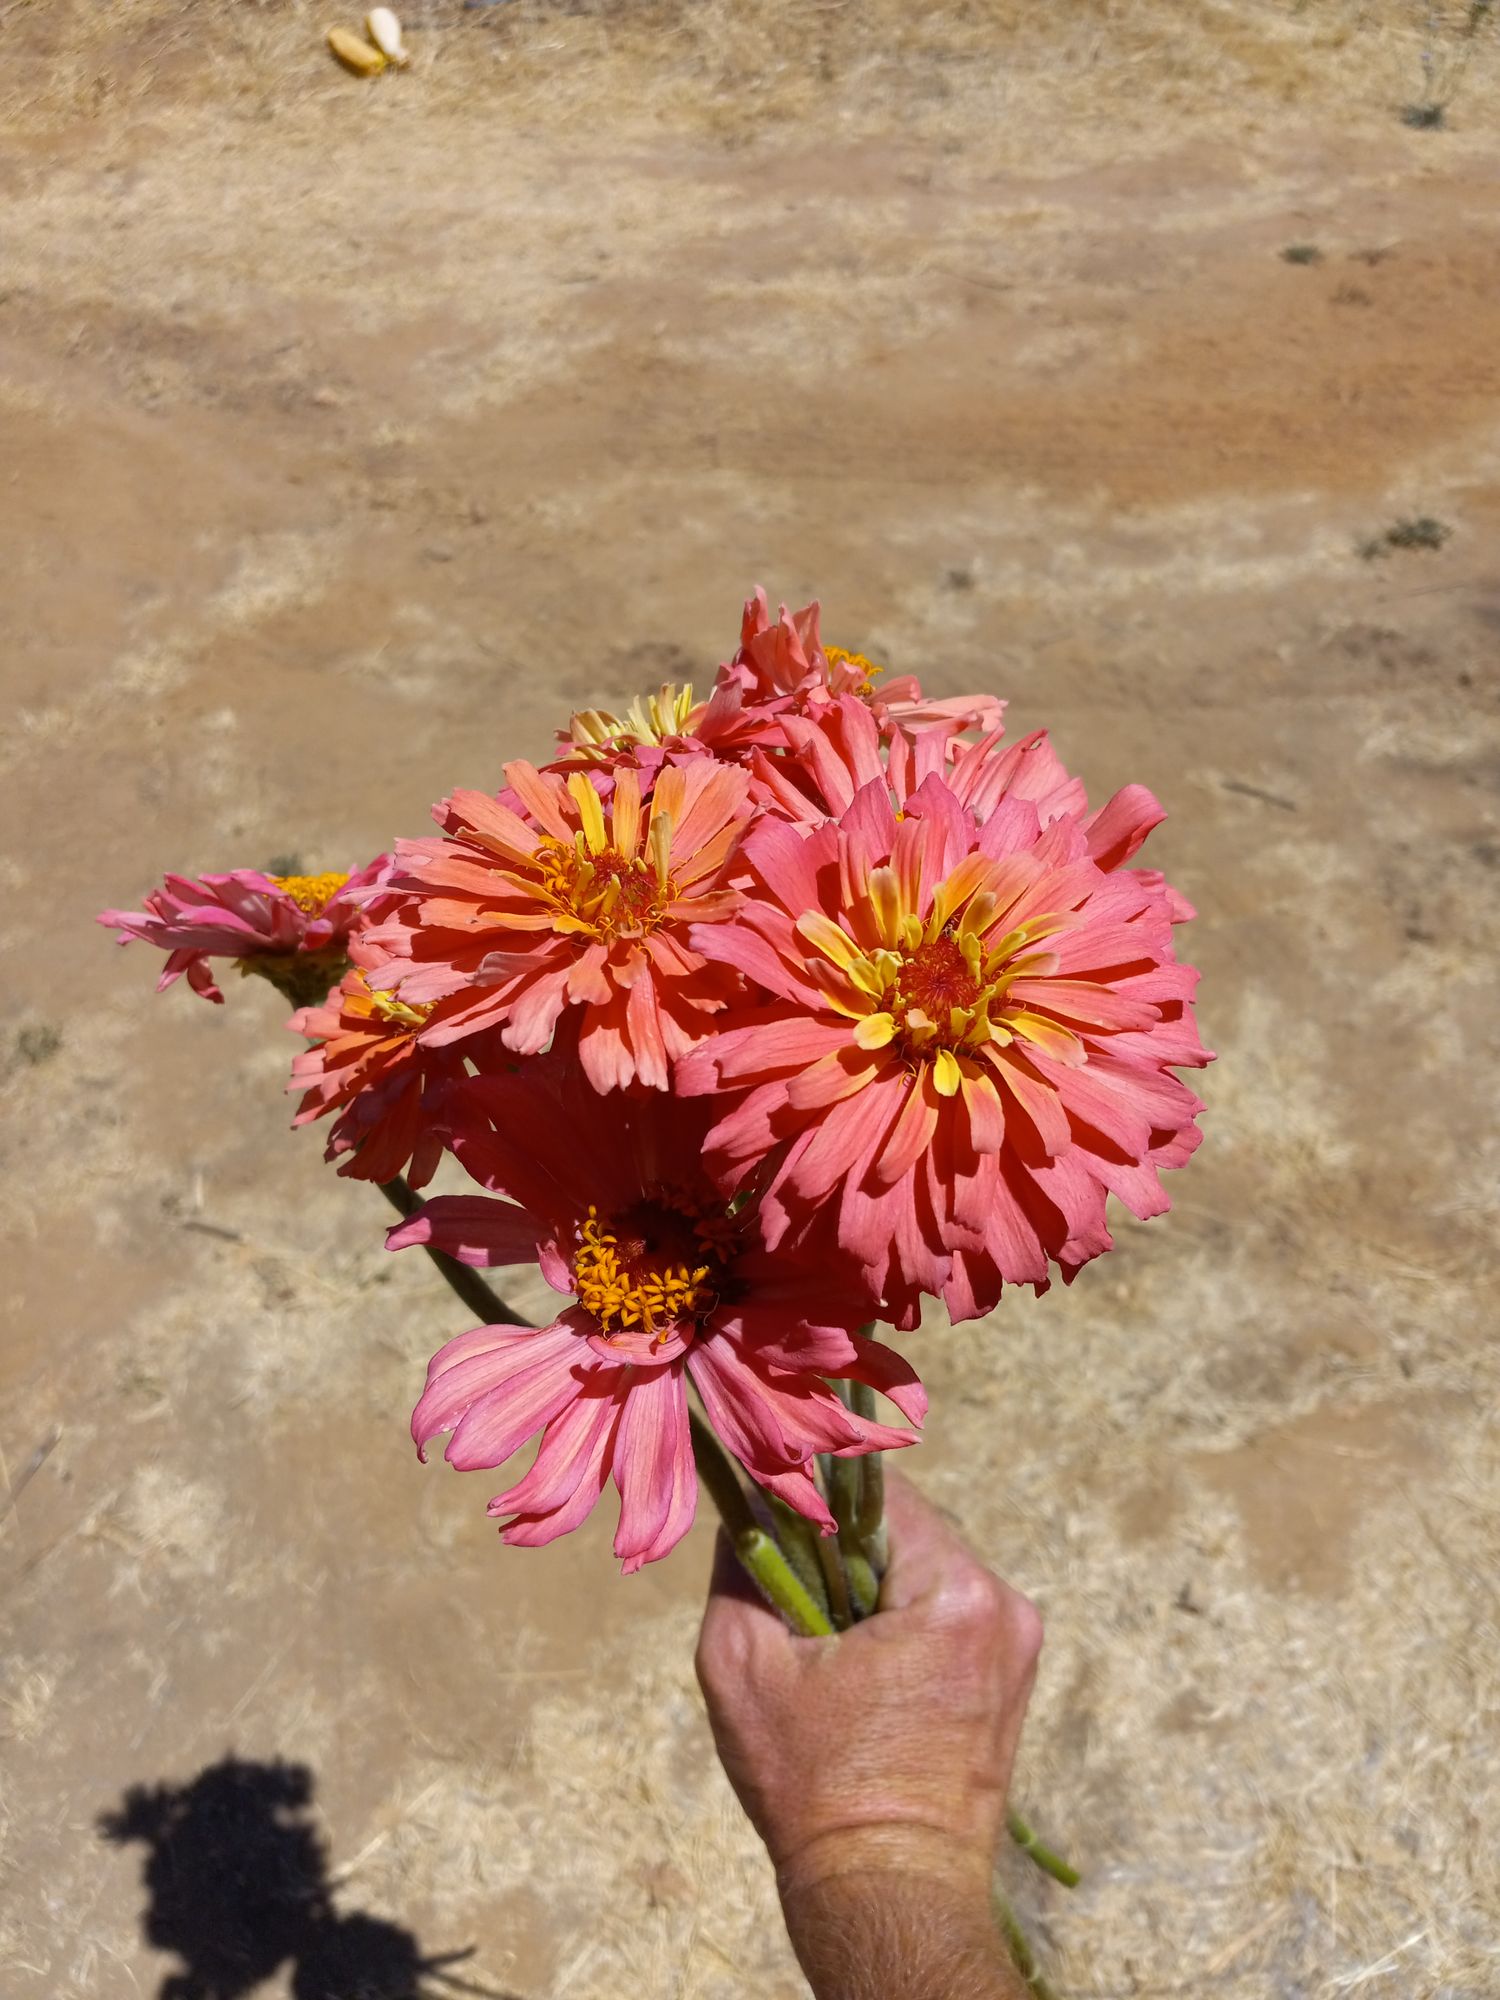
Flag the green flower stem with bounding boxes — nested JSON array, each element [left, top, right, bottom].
[[686, 1414, 834, 1637], [736, 1529, 837, 1638], [814, 1523, 855, 1631], [848, 1379, 889, 1574], [824, 1446, 871, 1624], [991, 1879, 1061, 2000], [1006, 1811, 1081, 1890], [379, 1176, 527, 1327], [828, 1379, 881, 1617], [861, 1514, 890, 1577], [827, 1450, 862, 1538], [854, 1440, 885, 1543], [246, 947, 353, 1011], [842, 1543, 880, 1619], [771, 1497, 834, 1624], [687, 1410, 757, 1541]]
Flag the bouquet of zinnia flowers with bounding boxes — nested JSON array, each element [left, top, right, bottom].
[[101, 590, 1211, 1989]]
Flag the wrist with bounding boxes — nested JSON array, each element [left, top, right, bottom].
[[779, 1861, 1023, 2000], [776, 1818, 998, 1906]]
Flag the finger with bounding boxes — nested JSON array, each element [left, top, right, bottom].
[[706, 1525, 766, 1610], [876, 1469, 981, 1612], [696, 1529, 795, 1691]]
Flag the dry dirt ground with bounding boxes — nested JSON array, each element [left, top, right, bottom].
[[2, 3, 1499, 1997]]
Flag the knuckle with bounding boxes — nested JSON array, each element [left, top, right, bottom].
[[695, 1610, 756, 1702], [1007, 1589, 1045, 1667], [933, 1566, 1044, 1666], [694, 1626, 730, 1700], [939, 1564, 1009, 1631]]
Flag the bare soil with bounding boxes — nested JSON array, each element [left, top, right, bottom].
[[2, 5, 1498, 1997]]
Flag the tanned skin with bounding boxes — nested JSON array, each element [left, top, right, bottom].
[[696, 1473, 1042, 2000]]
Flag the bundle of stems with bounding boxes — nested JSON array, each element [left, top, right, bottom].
[[383, 1174, 1078, 1997]]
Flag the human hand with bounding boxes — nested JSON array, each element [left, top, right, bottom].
[[695, 1472, 1043, 1999]]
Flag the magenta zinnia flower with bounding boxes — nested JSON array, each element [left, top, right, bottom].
[[680, 773, 1211, 1330], [99, 859, 389, 1007], [365, 760, 752, 1092], [388, 1061, 924, 1570]]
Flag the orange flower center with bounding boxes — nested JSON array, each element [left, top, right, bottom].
[[535, 837, 673, 944], [896, 933, 984, 1021], [797, 862, 1077, 1097], [572, 1197, 734, 1340], [593, 849, 666, 927], [269, 870, 350, 914]]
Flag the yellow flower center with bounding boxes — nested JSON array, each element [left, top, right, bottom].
[[567, 682, 701, 761], [571, 1198, 733, 1339], [532, 773, 676, 945], [269, 870, 350, 914], [535, 839, 672, 942], [824, 645, 884, 698], [796, 861, 1075, 1096]]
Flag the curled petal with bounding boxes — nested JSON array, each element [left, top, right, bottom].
[[386, 1194, 544, 1268]]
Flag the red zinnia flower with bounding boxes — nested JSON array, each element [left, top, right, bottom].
[[389, 1063, 924, 1570], [680, 773, 1211, 1330]]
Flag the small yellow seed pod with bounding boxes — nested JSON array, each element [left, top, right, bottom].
[[327, 25, 387, 76], [364, 9, 410, 66]]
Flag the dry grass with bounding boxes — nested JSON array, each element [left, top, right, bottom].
[[3, 0, 1498, 146], [3, 2, 1499, 1997]]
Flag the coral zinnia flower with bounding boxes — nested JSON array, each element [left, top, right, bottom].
[[680, 774, 1211, 1330], [287, 946, 479, 1189], [748, 689, 1088, 834], [552, 592, 1003, 786], [722, 589, 1006, 744], [388, 1063, 924, 1570], [555, 681, 709, 769], [366, 760, 751, 1093], [99, 859, 390, 1008]]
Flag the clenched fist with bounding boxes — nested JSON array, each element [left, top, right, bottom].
[[696, 1473, 1044, 2000]]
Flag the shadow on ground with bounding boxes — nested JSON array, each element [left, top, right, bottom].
[[99, 1755, 512, 2000]]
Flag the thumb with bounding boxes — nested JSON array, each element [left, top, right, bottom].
[[876, 1471, 977, 1613]]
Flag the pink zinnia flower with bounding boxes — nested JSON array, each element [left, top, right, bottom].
[[366, 760, 751, 1092], [389, 1062, 924, 1570], [679, 774, 1211, 1330], [287, 947, 479, 1189], [99, 860, 389, 1008]]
